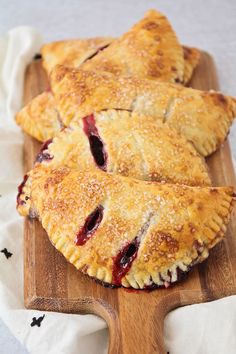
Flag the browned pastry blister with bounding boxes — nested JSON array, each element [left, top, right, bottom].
[[33, 110, 210, 186], [17, 165, 234, 289], [50, 67, 236, 156]]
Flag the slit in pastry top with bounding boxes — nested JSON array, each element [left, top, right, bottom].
[[50, 67, 236, 157], [35, 110, 211, 187], [16, 166, 235, 289], [83, 114, 108, 171], [75, 205, 104, 246], [113, 237, 140, 286], [112, 213, 153, 285], [83, 44, 110, 63]]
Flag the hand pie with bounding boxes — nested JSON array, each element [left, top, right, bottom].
[[51, 67, 236, 156], [80, 10, 185, 83], [17, 165, 234, 289], [16, 67, 236, 156], [15, 8, 201, 143], [15, 52, 203, 144], [34, 110, 210, 186], [41, 37, 113, 76], [15, 91, 61, 142], [41, 37, 200, 85]]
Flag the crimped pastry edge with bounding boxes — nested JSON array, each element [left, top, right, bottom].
[[17, 171, 234, 290]]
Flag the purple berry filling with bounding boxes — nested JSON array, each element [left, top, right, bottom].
[[112, 237, 140, 286], [35, 139, 53, 163], [17, 174, 29, 206], [83, 115, 107, 171], [75, 205, 104, 246]]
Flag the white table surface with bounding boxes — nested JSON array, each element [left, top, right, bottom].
[[0, 0, 235, 353]]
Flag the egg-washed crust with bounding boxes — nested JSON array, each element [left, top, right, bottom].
[[80, 10, 184, 83], [41, 36, 199, 85], [41, 37, 114, 76], [16, 43, 200, 142], [51, 67, 236, 156], [15, 91, 62, 142], [36, 110, 211, 186], [16, 45, 201, 143], [14, 44, 200, 145], [17, 165, 234, 289], [182, 46, 201, 84], [15, 45, 200, 144], [17, 13, 200, 143]]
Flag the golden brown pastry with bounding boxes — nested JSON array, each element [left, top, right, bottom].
[[80, 10, 185, 83], [16, 9, 202, 142], [41, 37, 200, 85], [34, 110, 210, 186], [51, 67, 236, 156], [16, 44, 201, 144], [17, 165, 234, 289], [15, 91, 61, 142], [41, 37, 113, 76]]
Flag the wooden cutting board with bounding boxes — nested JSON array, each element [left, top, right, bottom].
[[23, 52, 236, 354]]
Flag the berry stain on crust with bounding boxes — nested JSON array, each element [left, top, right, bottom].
[[17, 174, 29, 206], [75, 205, 104, 246], [83, 115, 107, 171], [35, 139, 53, 163]]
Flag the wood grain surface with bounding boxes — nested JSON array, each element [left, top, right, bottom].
[[23, 52, 236, 354]]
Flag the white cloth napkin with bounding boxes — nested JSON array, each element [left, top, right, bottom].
[[0, 27, 236, 354]]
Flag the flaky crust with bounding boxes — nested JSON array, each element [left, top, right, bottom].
[[17, 11, 200, 143], [41, 37, 113, 76], [17, 165, 234, 289], [41, 37, 199, 85], [80, 10, 184, 83], [51, 67, 236, 156], [15, 91, 61, 142], [16, 45, 200, 143], [182, 46, 201, 84], [36, 110, 210, 186]]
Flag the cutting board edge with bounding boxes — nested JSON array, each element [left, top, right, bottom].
[[24, 283, 236, 313]]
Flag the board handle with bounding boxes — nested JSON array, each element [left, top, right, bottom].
[[96, 290, 182, 354]]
